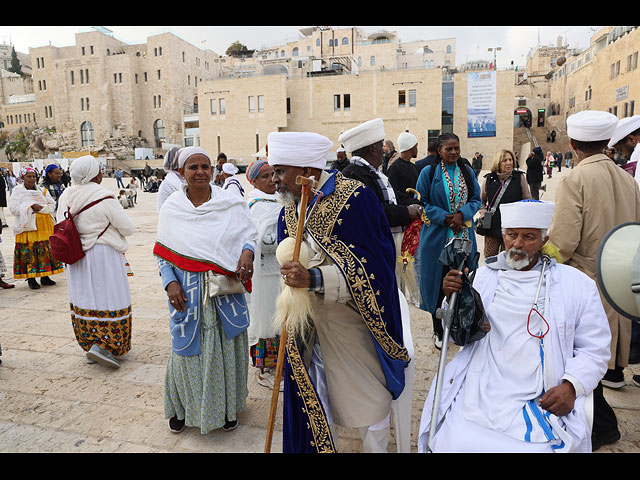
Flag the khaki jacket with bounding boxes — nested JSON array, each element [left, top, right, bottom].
[[549, 153, 640, 279]]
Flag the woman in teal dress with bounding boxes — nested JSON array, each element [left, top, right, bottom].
[[415, 133, 481, 348], [154, 147, 258, 434]]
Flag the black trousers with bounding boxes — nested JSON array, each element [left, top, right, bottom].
[[592, 382, 619, 435]]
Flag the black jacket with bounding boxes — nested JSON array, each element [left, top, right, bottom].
[[526, 154, 544, 183], [340, 163, 414, 228]]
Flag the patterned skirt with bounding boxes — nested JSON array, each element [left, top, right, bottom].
[[13, 213, 64, 279], [164, 289, 249, 434], [67, 243, 132, 356]]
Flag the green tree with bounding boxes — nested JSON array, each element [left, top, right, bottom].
[[225, 41, 253, 57], [7, 47, 23, 76]]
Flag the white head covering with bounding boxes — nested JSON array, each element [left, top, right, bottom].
[[608, 115, 640, 148], [177, 146, 211, 169], [70, 155, 100, 185], [500, 200, 555, 230], [566, 110, 618, 142], [222, 162, 239, 175], [397, 131, 418, 152], [267, 132, 333, 170], [338, 118, 385, 153]]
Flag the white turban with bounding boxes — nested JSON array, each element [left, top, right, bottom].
[[338, 118, 385, 153], [397, 131, 418, 152], [267, 132, 333, 170], [608, 115, 640, 148], [222, 162, 238, 175], [500, 200, 555, 230], [70, 155, 100, 185], [177, 146, 211, 168], [567, 110, 618, 142]]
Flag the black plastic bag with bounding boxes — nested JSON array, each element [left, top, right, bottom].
[[438, 239, 488, 347]]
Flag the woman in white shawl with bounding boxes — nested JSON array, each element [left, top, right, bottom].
[[157, 146, 185, 212], [56, 156, 135, 369], [154, 146, 258, 434], [9, 166, 63, 289], [245, 159, 283, 390]]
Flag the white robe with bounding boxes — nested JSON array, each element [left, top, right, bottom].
[[418, 253, 611, 453], [246, 188, 282, 345]]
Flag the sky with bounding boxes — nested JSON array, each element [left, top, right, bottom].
[[0, 25, 601, 69]]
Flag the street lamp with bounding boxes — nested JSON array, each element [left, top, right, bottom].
[[488, 46, 502, 70]]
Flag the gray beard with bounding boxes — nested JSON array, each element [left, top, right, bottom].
[[277, 188, 298, 206], [505, 248, 531, 270]]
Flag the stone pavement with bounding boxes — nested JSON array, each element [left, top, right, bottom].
[[1, 169, 639, 453]]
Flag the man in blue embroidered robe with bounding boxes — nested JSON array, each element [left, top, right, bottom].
[[417, 200, 611, 453], [267, 131, 410, 453]]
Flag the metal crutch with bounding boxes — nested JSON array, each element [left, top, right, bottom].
[[427, 237, 472, 453]]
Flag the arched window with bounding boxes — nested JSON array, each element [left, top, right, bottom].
[[154, 119, 165, 148], [446, 45, 452, 54], [292, 47, 299, 57], [342, 37, 349, 45], [316, 38, 320, 46], [80, 121, 94, 147], [329, 39, 334, 47]]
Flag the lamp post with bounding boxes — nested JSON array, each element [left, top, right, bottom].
[[488, 46, 502, 70]]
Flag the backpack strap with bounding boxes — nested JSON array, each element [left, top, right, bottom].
[[68, 196, 114, 220]]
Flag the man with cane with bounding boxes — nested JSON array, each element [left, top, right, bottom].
[[265, 131, 410, 453], [418, 200, 610, 452]]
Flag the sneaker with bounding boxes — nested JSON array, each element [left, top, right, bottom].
[[169, 416, 186, 434], [633, 375, 640, 388], [258, 370, 283, 392], [223, 417, 238, 432], [602, 367, 625, 389], [433, 333, 443, 351], [86, 344, 120, 369]]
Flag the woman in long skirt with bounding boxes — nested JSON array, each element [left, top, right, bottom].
[[56, 156, 135, 368], [9, 167, 63, 289]]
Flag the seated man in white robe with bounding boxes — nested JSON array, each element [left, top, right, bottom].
[[418, 200, 611, 453]]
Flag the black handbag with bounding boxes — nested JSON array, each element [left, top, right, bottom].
[[475, 176, 511, 236]]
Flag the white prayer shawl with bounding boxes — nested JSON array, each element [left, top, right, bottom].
[[56, 182, 135, 253], [156, 184, 258, 273], [8, 183, 56, 235], [157, 170, 185, 212], [246, 188, 282, 345], [631, 143, 640, 190], [418, 255, 611, 453]]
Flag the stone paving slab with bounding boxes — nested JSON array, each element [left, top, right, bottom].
[[0, 172, 639, 453]]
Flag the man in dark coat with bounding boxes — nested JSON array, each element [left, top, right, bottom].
[[339, 119, 422, 229], [526, 146, 544, 200]]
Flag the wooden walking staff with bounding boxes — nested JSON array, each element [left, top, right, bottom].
[[264, 174, 318, 453]]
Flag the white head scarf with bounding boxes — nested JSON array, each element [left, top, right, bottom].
[[70, 155, 100, 185], [177, 146, 211, 169], [267, 132, 333, 170], [222, 163, 239, 175], [608, 115, 640, 148]]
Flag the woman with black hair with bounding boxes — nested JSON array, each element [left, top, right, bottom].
[[415, 133, 481, 348]]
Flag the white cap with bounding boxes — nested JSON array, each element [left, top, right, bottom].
[[338, 118, 385, 153], [222, 163, 238, 175], [500, 200, 555, 230], [566, 110, 618, 142], [397, 131, 418, 152], [267, 132, 333, 170], [608, 115, 640, 148]]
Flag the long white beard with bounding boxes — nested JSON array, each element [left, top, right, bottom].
[[505, 248, 531, 270]]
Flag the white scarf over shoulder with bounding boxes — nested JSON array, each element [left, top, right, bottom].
[[156, 184, 258, 273], [8, 183, 56, 235]]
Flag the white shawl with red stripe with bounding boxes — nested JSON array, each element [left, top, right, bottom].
[[154, 184, 258, 288]]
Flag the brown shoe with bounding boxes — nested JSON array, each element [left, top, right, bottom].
[[0, 279, 14, 289]]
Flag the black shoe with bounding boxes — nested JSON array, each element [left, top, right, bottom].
[[27, 278, 40, 290], [592, 429, 621, 451], [168, 416, 186, 433], [40, 276, 56, 286], [602, 367, 625, 389], [223, 417, 238, 432]]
